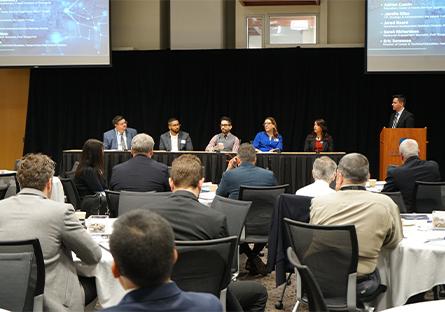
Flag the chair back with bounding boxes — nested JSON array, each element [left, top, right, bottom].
[[0, 185, 8, 200], [284, 218, 358, 311], [287, 247, 329, 312], [118, 191, 171, 216], [381, 191, 407, 213], [60, 177, 82, 209], [172, 236, 237, 296], [105, 190, 120, 217], [0, 239, 45, 312], [239, 184, 288, 240], [414, 181, 445, 213], [211, 195, 252, 275]]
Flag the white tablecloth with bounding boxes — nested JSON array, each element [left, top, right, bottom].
[[381, 299, 445, 311], [376, 215, 445, 310]]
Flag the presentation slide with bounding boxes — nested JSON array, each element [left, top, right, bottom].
[[0, 0, 110, 66], [367, 0, 445, 72]]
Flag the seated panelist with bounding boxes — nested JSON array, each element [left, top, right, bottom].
[[252, 117, 283, 152], [159, 118, 193, 151], [304, 118, 334, 152], [103, 115, 137, 150], [205, 116, 240, 152]]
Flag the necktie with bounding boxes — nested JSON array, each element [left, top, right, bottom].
[[120, 133, 127, 151], [392, 112, 399, 128]]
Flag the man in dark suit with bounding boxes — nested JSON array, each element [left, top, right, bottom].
[[159, 117, 193, 151], [216, 143, 277, 275], [0, 154, 102, 311], [143, 154, 268, 312], [103, 210, 223, 312], [109, 133, 170, 192], [103, 115, 138, 150], [388, 94, 415, 128], [382, 138, 441, 212]]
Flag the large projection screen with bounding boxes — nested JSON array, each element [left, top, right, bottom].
[[0, 0, 110, 67], [366, 0, 445, 72]]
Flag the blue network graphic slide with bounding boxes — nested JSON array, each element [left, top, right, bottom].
[[0, 0, 109, 64]]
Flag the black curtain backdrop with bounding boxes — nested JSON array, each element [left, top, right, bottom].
[[25, 48, 445, 178]]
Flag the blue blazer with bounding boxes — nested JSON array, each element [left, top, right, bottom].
[[216, 162, 277, 199], [103, 128, 137, 150], [252, 131, 283, 152], [102, 282, 222, 312]]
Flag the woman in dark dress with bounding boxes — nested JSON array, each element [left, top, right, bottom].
[[304, 119, 334, 152], [74, 138, 106, 198]]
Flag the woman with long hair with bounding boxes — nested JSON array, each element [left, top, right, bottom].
[[252, 117, 283, 152], [303, 119, 334, 152]]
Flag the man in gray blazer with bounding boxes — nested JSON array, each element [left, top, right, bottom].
[[103, 115, 138, 150], [159, 117, 193, 151], [0, 154, 102, 311]]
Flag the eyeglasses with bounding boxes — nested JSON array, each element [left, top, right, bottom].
[[263, 122, 272, 125], [220, 124, 231, 127]]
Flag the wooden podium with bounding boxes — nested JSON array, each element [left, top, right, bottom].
[[379, 127, 427, 180]]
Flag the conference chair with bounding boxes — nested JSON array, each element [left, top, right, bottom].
[[413, 181, 445, 213], [287, 247, 329, 312], [210, 195, 252, 279], [118, 190, 170, 216], [238, 184, 289, 245], [284, 218, 386, 312], [381, 191, 407, 213], [172, 236, 238, 311], [61, 161, 79, 179], [104, 190, 120, 217], [269, 194, 312, 310], [0, 239, 45, 312], [60, 177, 82, 210]]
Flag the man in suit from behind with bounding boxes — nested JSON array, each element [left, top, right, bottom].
[[159, 117, 193, 151], [109, 133, 170, 192], [103, 115, 138, 150], [382, 138, 441, 212], [102, 210, 223, 312], [388, 94, 415, 128], [216, 143, 277, 275], [0, 153, 102, 311]]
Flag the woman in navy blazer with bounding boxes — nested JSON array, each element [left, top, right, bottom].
[[304, 119, 334, 152], [252, 117, 283, 152]]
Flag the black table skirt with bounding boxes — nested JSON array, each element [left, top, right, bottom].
[[61, 151, 345, 193]]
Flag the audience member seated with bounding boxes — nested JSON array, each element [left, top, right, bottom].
[[205, 116, 240, 152], [159, 117, 193, 151], [103, 115, 137, 150], [0, 153, 102, 311], [216, 143, 277, 276], [310, 153, 403, 299], [303, 118, 334, 152], [252, 117, 283, 152], [109, 133, 169, 192], [381, 138, 441, 212], [74, 138, 106, 198], [143, 154, 268, 312], [295, 156, 336, 197], [102, 210, 223, 312]]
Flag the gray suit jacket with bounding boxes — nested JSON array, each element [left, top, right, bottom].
[[0, 188, 102, 311], [103, 128, 137, 150], [159, 131, 193, 151]]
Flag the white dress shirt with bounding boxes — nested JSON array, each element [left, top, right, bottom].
[[295, 179, 335, 197]]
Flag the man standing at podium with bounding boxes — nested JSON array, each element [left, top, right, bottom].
[[388, 94, 415, 128]]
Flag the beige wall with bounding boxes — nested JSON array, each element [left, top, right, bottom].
[[0, 69, 29, 169]]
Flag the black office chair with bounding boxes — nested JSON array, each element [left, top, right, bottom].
[[381, 191, 407, 213], [0, 185, 8, 200], [118, 191, 170, 216], [238, 184, 289, 244], [173, 236, 237, 311], [0, 239, 45, 312], [284, 218, 386, 312], [413, 181, 445, 213], [287, 247, 329, 312], [211, 195, 252, 278], [105, 190, 120, 217], [60, 177, 82, 210]]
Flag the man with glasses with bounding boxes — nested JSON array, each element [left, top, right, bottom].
[[159, 117, 193, 151], [205, 116, 240, 152], [103, 115, 138, 150]]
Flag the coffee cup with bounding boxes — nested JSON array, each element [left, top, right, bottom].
[[368, 179, 377, 187]]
